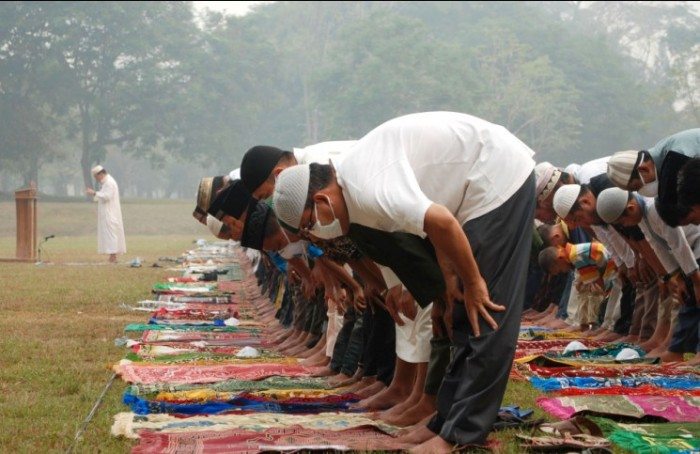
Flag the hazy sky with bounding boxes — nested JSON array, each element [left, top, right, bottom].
[[192, 1, 273, 17]]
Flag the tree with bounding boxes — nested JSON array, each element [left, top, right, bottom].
[[37, 2, 202, 190]]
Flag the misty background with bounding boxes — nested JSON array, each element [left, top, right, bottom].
[[0, 1, 698, 200]]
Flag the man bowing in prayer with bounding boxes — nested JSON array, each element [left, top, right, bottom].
[[85, 165, 126, 263], [273, 111, 535, 452]]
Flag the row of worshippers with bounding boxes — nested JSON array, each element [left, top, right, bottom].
[[527, 128, 700, 368], [192, 111, 700, 454]]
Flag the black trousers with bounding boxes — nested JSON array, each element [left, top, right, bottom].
[[427, 173, 535, 445], [361, 306, 396, 384]]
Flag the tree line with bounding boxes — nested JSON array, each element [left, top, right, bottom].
[[0, 1, 696, 197]]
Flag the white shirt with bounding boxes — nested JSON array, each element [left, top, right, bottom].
[[336, 112, 536, 237], [591, 225, 636, 269], [293, 140, 357, 166], [638, 196, 700, 275]]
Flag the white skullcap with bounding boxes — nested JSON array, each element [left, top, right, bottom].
[[596, 187, 630, 224], [91, 165, 105, 176], [615, 347, 640, 361], [607, 150, 641, 188], [552, 184, 582, 219], [563, 341, 589, 354], [206, 215, 223, 236], [273, 164, 311, 231], [535, 162, 562, 201], [229, 168, 241, 181]]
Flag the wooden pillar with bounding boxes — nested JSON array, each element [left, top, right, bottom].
[[15, 185, 38, 260]]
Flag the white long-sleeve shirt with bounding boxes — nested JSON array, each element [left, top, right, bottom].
[[637, 196, 700, 276]]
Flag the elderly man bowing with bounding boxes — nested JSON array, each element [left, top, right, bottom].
[[86, 165, 126, 263], [273, 111, 535, 452]]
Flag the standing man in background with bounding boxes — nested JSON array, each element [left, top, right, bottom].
[[85, 165, 126, 263]]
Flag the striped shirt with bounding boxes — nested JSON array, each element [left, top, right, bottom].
[[566, 242, 616, 289]]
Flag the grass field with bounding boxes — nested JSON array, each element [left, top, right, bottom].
[[0, 200, 552, 453]]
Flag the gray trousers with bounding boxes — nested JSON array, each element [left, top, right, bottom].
[[427, 173, 535, 445]]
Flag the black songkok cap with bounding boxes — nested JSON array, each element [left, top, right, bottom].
[[240, 201, 272, 251], [208, 179, 255, 221], [240, 145, 286, 193]]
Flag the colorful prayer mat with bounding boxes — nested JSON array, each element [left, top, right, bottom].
[[131, 426, 410, 453], [111, 412, 401, 439], [537, 395, 700, 422], [115, 362, 323, 384], [126, 376, 333, 396]]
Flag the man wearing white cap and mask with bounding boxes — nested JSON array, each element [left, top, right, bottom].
[[85, 165, 126, 263], [607, 129, 700, 226], [273, 111, 535, 452]]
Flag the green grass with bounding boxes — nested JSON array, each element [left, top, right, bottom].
[[0, 200, 560, 453], [0, 234, 197, 453]]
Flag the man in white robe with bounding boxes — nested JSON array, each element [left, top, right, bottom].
[[86, 165, 126, 262]]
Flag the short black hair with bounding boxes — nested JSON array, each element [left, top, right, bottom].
[[678, 158, 700, 207], [537, 224, 555, 247], [538, 246, 560, 274], [305, 163, 334, 209], [656, 198, 690, 228]]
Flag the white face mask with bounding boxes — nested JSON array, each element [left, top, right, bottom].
[[278, 229, 306, 260], [638, 168, 658, 197], [309, 195, 343, 240]]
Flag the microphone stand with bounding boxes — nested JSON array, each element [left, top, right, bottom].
[[36, 235, 55, 265]]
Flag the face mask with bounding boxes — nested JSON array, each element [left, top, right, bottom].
[[278, 229, 306, 260], [637, 168, 658, 197], [309, 195, 343, 240]]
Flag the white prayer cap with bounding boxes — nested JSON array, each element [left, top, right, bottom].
[[596, 187, 630, 224], [563, 341, 589, 354], [535, 162, 562, 201], [552, 184, 582, 219], [206, 215, 224, 237], [91, 165, 105, 176], [235, 346, 261, 358], [564, 163, 582, 177], [273, 164, 311, 232], [615, 347, 640, 361], [229, 168, 241, 181], [607, 150, 641, 188]]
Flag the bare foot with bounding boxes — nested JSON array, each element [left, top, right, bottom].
[[410, 435, 453, 453], [395, 424, 438, 445], [685, 353, 700, 366], [355, 380, 386, 399], [660, 351, 684, 362], [328, 373, 356, 387], [352, 384, 412, 410], [383, 397, 437, 427], [311, 366, 337, 378]]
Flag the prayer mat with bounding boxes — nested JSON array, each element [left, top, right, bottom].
[[129, 344, 281, 359], [146, 389, 346, 404], [531, 375, 700, 392], [124, 392, 360, 415], [555, 385, 700, 397], [156, 296, 234, 304], [127, 376, 333, 397], [590, 417, 700, 454], [125, 324, 246, 333], [537, 395, 700, 422], [131, 426, 410, 453], [111, 412, 401, 439], [115, 362, 323, 384], [140, 330, 261, 343]]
